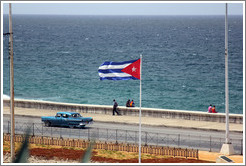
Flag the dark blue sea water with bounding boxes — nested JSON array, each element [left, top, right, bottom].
[[3, 15, 243, 114]]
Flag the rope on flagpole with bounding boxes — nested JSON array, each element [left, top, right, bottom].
[[139, 54, 142, 163]]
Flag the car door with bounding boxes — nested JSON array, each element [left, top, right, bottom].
[[61, 113, 69, 126], [54, 113, 62, 126]]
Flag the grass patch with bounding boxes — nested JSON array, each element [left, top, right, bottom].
[[3, 141, 175, 161], [3, 141, 23, 152], [94, 150, 137, 160], [93, 149, 168, 160]]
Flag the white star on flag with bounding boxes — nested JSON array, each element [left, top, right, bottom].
[[132, 66, 136, 72]]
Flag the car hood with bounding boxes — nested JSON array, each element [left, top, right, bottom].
[[81, 117, 93, 121]]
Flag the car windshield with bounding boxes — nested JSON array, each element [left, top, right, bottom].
[[71, 113, 82, 118]]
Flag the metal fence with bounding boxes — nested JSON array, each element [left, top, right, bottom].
[[3, 121, 243, 155], [3, 134, 199, 159]]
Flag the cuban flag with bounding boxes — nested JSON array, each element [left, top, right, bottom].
[[98, 59, 141, 80]]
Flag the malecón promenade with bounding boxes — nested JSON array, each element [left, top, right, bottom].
[[2, 99, 244, 163], [3, 99, 243, 131]]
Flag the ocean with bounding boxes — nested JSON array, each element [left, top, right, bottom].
[[2, 15, 243, 114]]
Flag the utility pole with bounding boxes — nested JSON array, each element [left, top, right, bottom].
[[9, 3, 15, 161]]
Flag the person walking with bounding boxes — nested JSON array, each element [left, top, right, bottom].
[[113, 99, 120, 115]]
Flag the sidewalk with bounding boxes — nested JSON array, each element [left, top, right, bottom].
[[2, 106, 243, 132], [199, 151, 243, 163], [2, 106, 244, 163]]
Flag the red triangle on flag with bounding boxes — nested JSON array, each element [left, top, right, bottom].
[[121, 59, 141, 79]]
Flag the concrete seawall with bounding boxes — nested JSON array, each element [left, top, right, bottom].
[[3, 99, 243, 124]]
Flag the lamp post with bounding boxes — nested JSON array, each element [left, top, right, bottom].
[[8, 3, 15, 161], [220, 3, 235, 156]]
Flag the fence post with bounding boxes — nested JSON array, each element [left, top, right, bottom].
[[188, 134, 190, 147], [135, 131, 137, 144], [125, 130, 127, 143], [8, 121, 10, 134], [157, 133, 158, 146], [199, 135, 201, 148], [178, 134, 180, 147], [241, 139, 243, 155], [185, 148, 188, 158], [167, 134, 169, 145], [145, 132, 147, 146], [116, 129, 118, 144], [197, 149, 199, 160], [209, 136, 211, 152], [98, 128, 99, 140], [60, 128, 62, 139], [32, 123, 35, 136], [106, 129, 108, 141], [88, 128, 90, 141], [42, 123, 43, 136]]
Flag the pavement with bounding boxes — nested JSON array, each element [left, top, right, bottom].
[[2, 106, 243, 133], [2, 106, 244, 163]]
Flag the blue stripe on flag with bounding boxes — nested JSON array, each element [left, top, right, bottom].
[[100, 76, 138, 80], [99, 59, 138, 66], [98, 69, 123, 74]]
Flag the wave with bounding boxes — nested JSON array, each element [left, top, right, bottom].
[[3, 94, 10, 99], [2, 94, 60, 102], [61, 51, 70, 54]]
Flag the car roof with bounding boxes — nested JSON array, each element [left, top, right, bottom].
[[56, 112, 80, 115]]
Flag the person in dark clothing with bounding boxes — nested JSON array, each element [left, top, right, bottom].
[[126, 99, 130, 107], [113, 99, 120, 115]]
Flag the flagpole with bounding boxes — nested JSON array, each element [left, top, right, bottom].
[[139, 54, 142, 163]]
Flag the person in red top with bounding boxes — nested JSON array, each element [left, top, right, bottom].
[[211, 105, 217, 113]]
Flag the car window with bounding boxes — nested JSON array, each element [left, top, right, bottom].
[[63, 114, 68, 118], [72, 113, 80, 118], [56, 113, 61, 117], [74, 113, 82, 117]]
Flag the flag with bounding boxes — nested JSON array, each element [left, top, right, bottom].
[[98, 59, 141, 80]]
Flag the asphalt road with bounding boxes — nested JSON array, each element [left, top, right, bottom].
[[2, 115, 243, 154]]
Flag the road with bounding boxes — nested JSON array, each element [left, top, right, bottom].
[[2, 115, 243, 154]]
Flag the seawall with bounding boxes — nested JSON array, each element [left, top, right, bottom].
[[3, 99, 243, 124]]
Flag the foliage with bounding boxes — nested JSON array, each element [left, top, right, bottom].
[[81, 141, 94, 163], [14, 132, 30, 163]]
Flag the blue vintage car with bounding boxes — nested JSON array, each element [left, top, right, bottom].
[[41, 112, 93, 128]]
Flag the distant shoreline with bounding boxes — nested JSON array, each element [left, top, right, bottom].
[[3, 14, 243, 17]]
